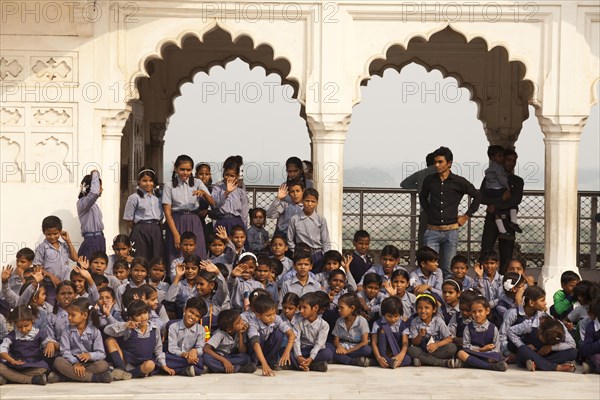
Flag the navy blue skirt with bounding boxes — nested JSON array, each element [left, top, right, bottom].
[[166, 213, 206, 265]]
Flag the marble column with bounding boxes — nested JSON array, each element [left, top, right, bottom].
[[539, 118, 584, 301], [100, 108, 131, 243], [306, 113, 351, 252]]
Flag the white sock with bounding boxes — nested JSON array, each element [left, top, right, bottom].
[[510, 209, 518, 224], [496, 218, 507, 233]]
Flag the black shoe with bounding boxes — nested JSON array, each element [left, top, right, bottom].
[[31, 374, 47, 385], [0, 376, 7, 385], [509, 222, 523, 233], [310, 361, 328, 372], [238, 363, 257, 373], [491, 361, 508, 371], [269, 363, 282, 371], [93, 371, 113, 383]]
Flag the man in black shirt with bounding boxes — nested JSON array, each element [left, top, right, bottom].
[[420, 147, 481, 278], [480, 149, 524, 275]]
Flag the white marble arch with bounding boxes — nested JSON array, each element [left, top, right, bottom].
[[0, 1, 598, 300]]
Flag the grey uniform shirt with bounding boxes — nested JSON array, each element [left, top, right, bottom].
[[463, 320, 500, 352], [332, 315, 369, 347], [409, 315, 451, 341], [77, 170, 104, 233], [293, 315, 329, 360], [104, 321, 166, 366], [59, 323, 105, 364], [287, 212, 331, 252], [168, 319, 205, 356], [206, 329, 239, 356]]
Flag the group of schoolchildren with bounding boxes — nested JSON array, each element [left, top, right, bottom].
[[0, 153, 599, 386]]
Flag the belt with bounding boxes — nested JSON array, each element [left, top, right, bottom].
[[137, 219, 160, 224], [82, 231, 104, 237], [174, 210, 199, 215], [218, 213, 239, 219], [427, 224, 459, 231]]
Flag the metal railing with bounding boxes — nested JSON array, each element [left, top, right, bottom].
[[245, 186, 599, 269]]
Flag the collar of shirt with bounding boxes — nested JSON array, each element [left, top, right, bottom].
[[291, 274, 318, 287], [177, 176, 190, 186], [299, 212, 318, 221], [176, 319, 198, 332], [134, 321, 157, 335], [445, 303, 460, 313], [68, 323, 94, 335], [16, 327, 39, 340], [472, 320, 491, 331], [337, 316, 361, 332]]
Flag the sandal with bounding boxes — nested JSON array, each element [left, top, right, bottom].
[[560, 362, 576, 373], [526, 359, 536, 372]]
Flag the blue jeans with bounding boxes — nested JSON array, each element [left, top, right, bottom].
[[423, 228, 458, 278]]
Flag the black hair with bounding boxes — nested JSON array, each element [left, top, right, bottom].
[[591, 297, 600, 319], [425, 152, 435, 167], [271, 233, 288, 245], [251, 294, 278, 314], [230, 225, 246, 236], [487, 145, 505, 158], [256, 256, 275, 270], [507, 258, 527, 271], [172, 155, 195, 188], [416, 246, 438, 266], [362, 272, 383, 287], [18, 278, 44, 309], [249, 207, 266, 220], [16, 247, 34, 261], [214, 263, 229, 280], [303, 187, 319, 201], [42, 215, 62, 232], [322, 250, 343, 265], [459, 288, 482, 305], [287, 179, 305, 190], [504, 149, 518, 158], [391, 269, 410, 281], [573, 281, 600, 304], [149, 257, 165, 267], [433, 146, 453, 163], [538, 316, 565, 345], [7, 305, 38, 324], [98, 286, 116, 299], [90, 251, 109, 263], [207, 233, 226, 248], [217, 309, 240, 331], [300, 292, 322, 308], [78, 173, 102, 199], [113, 259, 130, 271], [112, 234, 131, 247], [139, 284, 158, 300], [416, 294, 438, 310], [285, 156, 307, 187], [222, 155, 243, 177], [381, 296, 402, 316], [92, 273, 109, 287], [53, 281, 76, 313], [353, 230, 370, 242], [281, 292, 300, 307], [470, 295, 491, 310], [442, 279, 462, 292], [293, 248, 313, 264], [237, 254, 257, 267], [338, 293, 362, 315], [130, 257, 150, 274], [126, 299, 149, 320], [381, 245, 400, 259], [180, 231, 197, 244], [136, 166, 161, 197], [312, 291, 330, 313], [328, 269, 346, 282], [524, 286, 546, 306], [122, 286, 144, 315], [185, 297, 208, 317], [560, 271, 581, 286], [479, 250, 499, 263], [450, 254, 469, 268], [271, 258, 284, 277], [183, 254, 201, 267], [249, 288, 271, 306], [68, 297, 100, 328]]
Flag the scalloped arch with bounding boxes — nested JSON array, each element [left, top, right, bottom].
[[356, 25, 534, 108], [129, 23, 301, 109]]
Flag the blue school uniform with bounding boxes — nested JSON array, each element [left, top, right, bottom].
[[228, 277, 263, 311], [580, 319, 600, 370], [349, 251, 373, 286], [203, 329, 251, 373], [456, 275, 476, 291], [211, 181, 249, 232], [279, 274, 321, 307], [358, 265, 407, 289], [0, 328, 49, 370], [123, 190, 164, 261], [162, 176, 209, 263], [328, 315, 372, 364], [246, 225, 269, 254], [266, 198, 303, 238], [166, 319, 205, 375], [499, 306, 546, 355], [463, 320, 502, 362], [287, 212, 331, 254], [104, 321, 166, 373], [201, 275, 231, 332], [165, 279, 198, 313], [291, 315, 333, 369], [356, 290, 388, 321], [47, 307, 70, 344], [372, 316, 411, 366], [448, 313, 470, 343], [246, 313, 290, 366], [409, 268, 443, 299], [77, 170, 106, 259], [59, 323, 105, 364], [477, 272, 503, 308], [33, 239, 72, 281], [207, 241, 237, 274], [439, 302, 460, 325], [409, 315, 452, 351]]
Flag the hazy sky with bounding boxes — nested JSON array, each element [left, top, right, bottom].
[[165, 59, 599, 190]]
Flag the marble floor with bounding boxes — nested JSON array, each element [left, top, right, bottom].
[[0, 364, 597, 400]]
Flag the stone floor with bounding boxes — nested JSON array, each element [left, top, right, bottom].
[[0, 364, 598, 400]]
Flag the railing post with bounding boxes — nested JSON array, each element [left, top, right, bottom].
[[577, 193, 582, 268], [409, 191, 417, 267], [591, 195, 598, 269], [359, 190, 364, 229]]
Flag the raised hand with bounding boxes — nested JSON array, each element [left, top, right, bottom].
[[31, 266, 44, 283], [474, 262, 483, 278], [341, 254, 353, 272], [277, 183, 289, 200], [77, 256, 90, 270], [1, 265, 14, 282], [175, 263, 185, 278], [383, 281, 397, 296], [225, 177, 238, 194], [200, 260, 219, 274], [60, 230, 72, 243], [215, 226, 228, 241]]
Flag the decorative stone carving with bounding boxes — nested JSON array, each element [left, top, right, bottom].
[[32, 108, 72, 126], [31, 58, 72, 81], [0, 135, 23, 182], [0, 108, 23, 126], [0, 58, 23, 80], [33, 135, 72, 182]]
